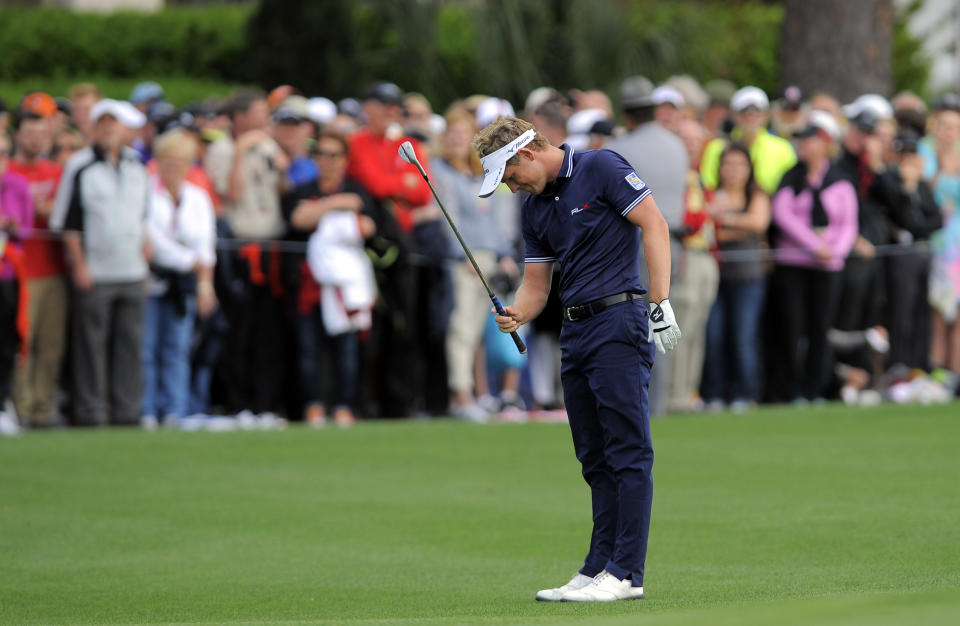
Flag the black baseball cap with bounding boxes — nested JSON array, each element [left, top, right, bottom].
[[779, 85, 804, 111], [849, 109, 877, 134], [589, 119, 616, 137], [55, 96, 72, 116], [933, 93, 960, 113], [338, 98, 363, 119], [363, 82, 404, 106]]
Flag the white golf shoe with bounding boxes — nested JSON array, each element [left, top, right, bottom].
[[561, 570, 644, 602], [535, 572, 593, 602]]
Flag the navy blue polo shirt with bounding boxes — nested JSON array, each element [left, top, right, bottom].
[[522, 145, 652, 306]]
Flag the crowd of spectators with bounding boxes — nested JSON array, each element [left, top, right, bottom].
[[0, 73, 957, 435]]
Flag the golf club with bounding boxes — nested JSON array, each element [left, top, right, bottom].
[[398, 141, 526, 355]]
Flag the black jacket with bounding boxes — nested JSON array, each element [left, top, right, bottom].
[[879, 169, 943, 241], [834, 147, 897, 246]]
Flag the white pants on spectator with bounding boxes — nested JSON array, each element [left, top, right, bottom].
[[530, 332, 562, 407], [446, 251, 498, 393], [668, 250, 719, 411]]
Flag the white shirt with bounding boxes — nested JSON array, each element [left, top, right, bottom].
[[147, 179, 216, 296], [307, 211, 377, 335]]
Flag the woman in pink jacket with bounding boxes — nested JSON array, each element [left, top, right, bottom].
[[770, 111, 858, 402]]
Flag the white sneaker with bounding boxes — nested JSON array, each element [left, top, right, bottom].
[[535, 573, 593, 602], [452, 403, 489, 423], [561, 570, 644, 602], [0, 411, 21, 437], [256, 412, 287, 430], [235, 410, 257, 430], [140, 415, 158, 431], [179, 414, 207, 431], [206, 416, 238, 432]]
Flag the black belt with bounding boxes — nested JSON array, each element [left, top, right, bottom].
[[563, 291, 642, 322]]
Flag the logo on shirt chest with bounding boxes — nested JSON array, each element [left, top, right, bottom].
[[570, 202, 590, 215]]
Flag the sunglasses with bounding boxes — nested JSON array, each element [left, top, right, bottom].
[[315, 150, 345, 158]]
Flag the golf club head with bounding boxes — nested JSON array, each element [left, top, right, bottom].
[[398, 140, 428, 179], [398, 141, 418, 166]]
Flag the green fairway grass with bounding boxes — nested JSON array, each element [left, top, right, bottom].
[[2, 403, 958, 624]]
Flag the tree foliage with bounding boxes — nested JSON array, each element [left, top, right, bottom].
[[0, 0, 932, 110]]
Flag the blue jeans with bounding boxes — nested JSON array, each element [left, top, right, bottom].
[[188, 309, 229, 416], [142, 294, 195, 419], [295, 309, 360, 411], [701, 278, 766, 403]]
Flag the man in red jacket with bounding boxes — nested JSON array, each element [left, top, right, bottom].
[[346, 82, 447, 417], [8, 100, 66, 428], [347, 82, 432, 231]]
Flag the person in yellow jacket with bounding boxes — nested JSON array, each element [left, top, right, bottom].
[[700, 86, 797, 195]]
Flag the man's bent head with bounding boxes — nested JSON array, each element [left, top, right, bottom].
[[472, 116, 549, 197]]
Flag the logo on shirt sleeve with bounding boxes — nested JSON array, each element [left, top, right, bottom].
[[625, 172, 645, 190]]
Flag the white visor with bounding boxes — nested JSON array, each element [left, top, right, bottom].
[[478, 129, 536, 198]]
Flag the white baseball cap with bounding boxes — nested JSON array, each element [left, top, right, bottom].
[[842, 94, 893, 121], [652, 85, 685, 108], [730, 86, 770, 112], [476, 97, 516, 129], [307, 97, 337, 125], [565, 108, 609, 149], [794, 109, 841, 141], [478, 128, 536, 198], [91, 98, 145, 129]]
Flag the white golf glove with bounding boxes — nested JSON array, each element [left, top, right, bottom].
[[648, 298, 681, 354]]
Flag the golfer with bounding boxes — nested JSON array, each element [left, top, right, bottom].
[[473, 116, 680, 602]]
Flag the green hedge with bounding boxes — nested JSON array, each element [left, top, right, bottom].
[[238, 0, 786, 110], [0, 75, 248, 109], [0, 6, 251, 81], [0, 1, 930, 113]]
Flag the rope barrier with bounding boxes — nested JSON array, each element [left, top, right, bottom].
[[18, 227, 939, 265]]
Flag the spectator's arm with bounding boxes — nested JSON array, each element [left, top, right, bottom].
[[50, 157, 81, 231], [698, 139, 724, 191], [820, 180, 859, 259], [226, 144, 249, 204], [719, 190, 770, 233], [147, 220, 198, 273], [63, 232, 91, 290], [915, 183, 945, 237], [196, 191, 218, 270], [771, 187, 825, 253], [7, 181, 34, 240], [203, 140, 230, 199], [290, 193, 363, 231]]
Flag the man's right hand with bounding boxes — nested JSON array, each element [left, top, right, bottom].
[[235, 129, 270, 153], [72, 264, 93, 291], [492, 304, 522, 333]]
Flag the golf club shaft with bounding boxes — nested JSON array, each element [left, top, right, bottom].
[[405, 151, 526, 355]]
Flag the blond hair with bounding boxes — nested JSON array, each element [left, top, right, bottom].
[[471, 116, 549, 166], [442, 107, 483, 176], [154, 129, 197, 163], [68, 82, 101, 101]]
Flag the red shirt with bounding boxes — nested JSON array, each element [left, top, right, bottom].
[[346, 131, 431, 232], [7, 158, 65, 278]]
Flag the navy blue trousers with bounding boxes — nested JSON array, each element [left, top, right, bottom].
[[560, 298, 655, 587]]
